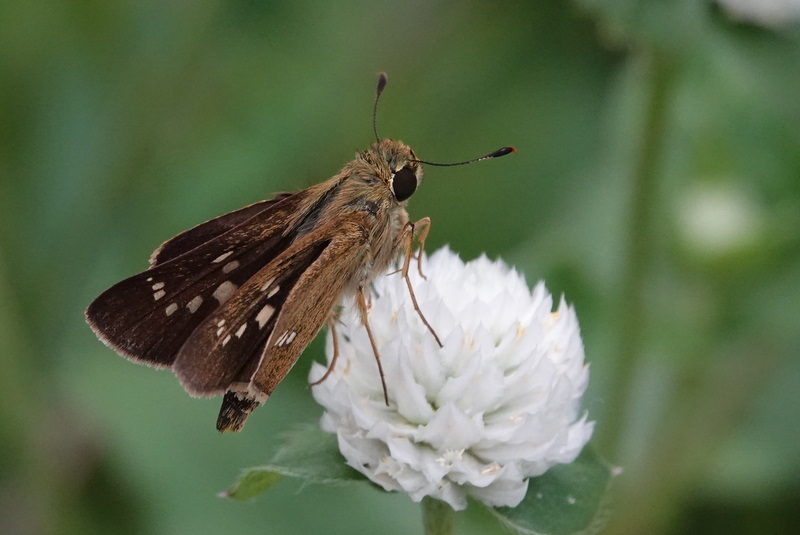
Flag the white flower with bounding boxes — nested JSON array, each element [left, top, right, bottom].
[[310, 248, 594, 511], [716, 0, 800, 28], [677, 182, 763, 258]]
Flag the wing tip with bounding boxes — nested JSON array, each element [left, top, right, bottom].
[[85, 300, 175, 370]]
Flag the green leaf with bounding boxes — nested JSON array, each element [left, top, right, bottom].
[[222, 425, 366, 500], [221, 471, 284, 501], [489, 446, 615, 535]]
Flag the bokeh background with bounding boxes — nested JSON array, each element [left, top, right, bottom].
[[1, 1, 798, 534]]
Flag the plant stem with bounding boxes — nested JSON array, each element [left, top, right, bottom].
[[422, 497, 455, 535], [599, 50, 675, 459]]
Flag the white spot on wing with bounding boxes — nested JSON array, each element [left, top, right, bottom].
[[217, 319, 226, 327], [165, 303, 178, 316], [235, 324, 247, 338], [260, 277, 275, 292], [256, 304, 275, 328], [212, 251, 233, 263], [151, 282, 165, 291], [275, 331, 288, 346], [187, 295, 203, 313], [213, 281, 237, 304], [146, 277, 153, 282], [222, 334, 232, 346], [153, 290, 166, 301], [222, 260, 240, 273], [275, 330, 296, 346], [268, 285, 280, 298]]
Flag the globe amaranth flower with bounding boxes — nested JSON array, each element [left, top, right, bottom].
[[310, 247, 594, 511], [716, 0, 800, 28]]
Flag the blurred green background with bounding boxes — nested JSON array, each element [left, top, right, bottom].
[[1, 1, 798, 534]]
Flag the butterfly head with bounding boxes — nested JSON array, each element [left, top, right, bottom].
[[366, 138, 423, 204], [365, 74, 514, 206]]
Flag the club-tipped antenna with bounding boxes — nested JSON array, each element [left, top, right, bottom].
[[372, 73, 516, 165], [413, 146, 517, 167], [373, 72, 388, 143]]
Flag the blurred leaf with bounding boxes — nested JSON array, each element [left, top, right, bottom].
[[490, 446, 614, 535], [223, 425, 365, 501], [223, 471, 284, 501]]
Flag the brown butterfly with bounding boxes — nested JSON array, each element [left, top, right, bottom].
[[85, 73, 514, 432]]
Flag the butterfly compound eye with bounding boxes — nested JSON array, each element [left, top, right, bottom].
[[392, 166, 417, 202]]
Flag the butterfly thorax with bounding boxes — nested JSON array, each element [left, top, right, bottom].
[[290, 139, 422, 294]]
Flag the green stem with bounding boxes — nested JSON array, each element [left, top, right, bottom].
[[422, 497, 455, 535], [598, 50, 675, 459]]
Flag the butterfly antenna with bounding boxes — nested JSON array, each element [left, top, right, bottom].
[[373, 72, 388, 143], [413, 146, 517, 167], [372, 72, 515, 165]]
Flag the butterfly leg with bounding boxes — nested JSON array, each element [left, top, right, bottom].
[[388, 217, 431, 278], [411, 217, 431, 279], [309, 317, 341, 387], [356, 285, 390, 405], [396, 220, 443, 348]]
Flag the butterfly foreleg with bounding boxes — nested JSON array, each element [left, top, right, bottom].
[[394, 218, 442, 348]]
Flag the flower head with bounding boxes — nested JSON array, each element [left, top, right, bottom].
[[716, 0, 800, 28], [310, 248, 593, 510]]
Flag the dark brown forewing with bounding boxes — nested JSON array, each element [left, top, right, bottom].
[[85, 191, 308, 368], [172, 211, 371, 399], [170, 238, 329, 396], [150, 194, 293, 267]]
